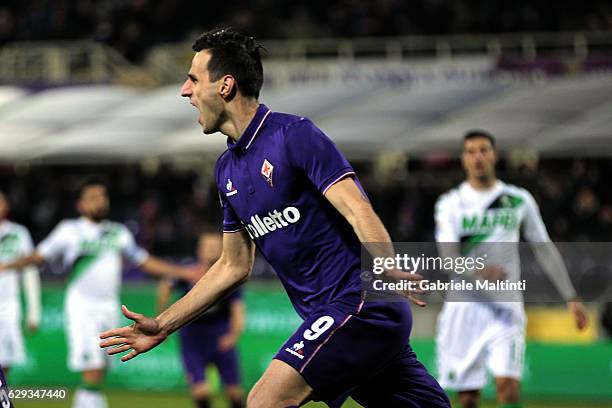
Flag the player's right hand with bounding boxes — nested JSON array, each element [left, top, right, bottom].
[[478, 265, 506, 281], [99, 305, 167, 362], [184, 265, 205, 284], [218, 332, 238, 352], [26, 320, 39, 333], [568, 300, 589, 331], [387, 269, 428, 307]]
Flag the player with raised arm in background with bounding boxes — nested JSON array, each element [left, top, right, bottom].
[[0, 191, 41, 378], [157, 231, 245, 408], [100, 28, 450, 408], [0, 178, 197, 408], [434, 130, 589, 408]]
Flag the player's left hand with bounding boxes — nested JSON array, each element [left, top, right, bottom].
[[568, 300, 589, 331], [99, 305, 167, 362], [217, 333, 238, 352], [25, 319, 39, 333], [183, 265, 204, 284], [478, 265, 506, 282]]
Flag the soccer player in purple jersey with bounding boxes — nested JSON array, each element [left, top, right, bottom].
[[100, 28, 450, 408], [157, 232, 245, 408]]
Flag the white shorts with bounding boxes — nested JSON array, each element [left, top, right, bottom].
[[436, 302, 526, 391], [64, 298, 118, 372], [0, 318, 25, 367]]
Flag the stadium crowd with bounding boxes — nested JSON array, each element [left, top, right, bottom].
[[0, 158, 609, 263], [0, 0, 612, 61]]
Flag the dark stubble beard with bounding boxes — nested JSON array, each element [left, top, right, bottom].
[[474, 170, 495, 186], [88, 207, 108, 223]]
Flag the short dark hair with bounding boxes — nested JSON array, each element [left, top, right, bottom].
[[463, 130, 496, 149], [78, 176, 108, 199], [192, 28, 264, 99]]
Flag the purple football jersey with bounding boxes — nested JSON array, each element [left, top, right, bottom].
[[216, 104, 363, 318], [215, 104, 450, 407]]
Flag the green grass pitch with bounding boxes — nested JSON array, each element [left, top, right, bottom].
[[14, 391, 612, 407]]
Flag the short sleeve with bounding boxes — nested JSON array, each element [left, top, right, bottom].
[[37, 221, 70, 260], [521, 190, 551, 242], [285, 119, 355, 195], [215, 158, 245, 233], [120, 226, 149, 265], [218, 190, 244, 233]]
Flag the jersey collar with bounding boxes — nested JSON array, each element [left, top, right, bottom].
[[461, 179, 504, 196], [79, 216, 106, 227], [227, 104, 271, 153]]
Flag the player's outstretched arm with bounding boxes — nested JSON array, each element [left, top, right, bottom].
[[100, 230, 254, 361], [324, 178, 396, 258], [22, 267, 41, 332], [325, 177, 426, 307], [156, 279, 173, 314], [140, 255, 198, 282], [0, 252, 45, 272], [522, 191, 589, 330], [218, 299, 245, 352], [531, 243, 589, 330]]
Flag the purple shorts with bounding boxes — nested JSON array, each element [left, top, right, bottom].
[[274, 300, 450, 408], [0, 366, 13, 408], [179, 322, 240, 387]]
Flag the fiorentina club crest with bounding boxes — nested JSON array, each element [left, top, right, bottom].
[[226, 178, 238, 196], [261, 159, 274, 187]]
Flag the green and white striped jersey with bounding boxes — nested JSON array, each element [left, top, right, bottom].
[[435, 180, 549, 245], [37, 217, 148, 303], [0, 221, 36, 320], [435, 180, 550, 287]]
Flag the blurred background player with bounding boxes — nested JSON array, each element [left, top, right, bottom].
[[434, 130, 589, 408], [0, 178, 197, 408], [157, 231, 245, 408], [0, 191, 40, 379]]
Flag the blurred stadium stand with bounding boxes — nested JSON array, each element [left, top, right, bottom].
[[1, 26, 611, 292], [1, 0, 612, 61], [2, 62, 612, 159]]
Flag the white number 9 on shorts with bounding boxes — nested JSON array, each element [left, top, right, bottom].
[[303, 316, 335, 340]]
